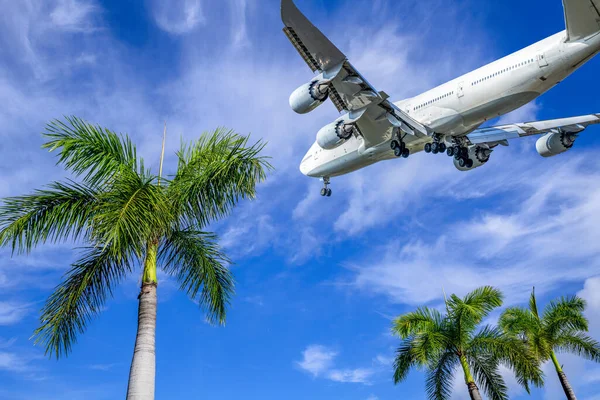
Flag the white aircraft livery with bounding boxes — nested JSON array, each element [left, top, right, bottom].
[[282, 0, 600, 196]]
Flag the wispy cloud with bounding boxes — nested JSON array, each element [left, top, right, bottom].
[[88, 363, 118, 371], [49, 0, 100, 33], [297, 345, 337, 377], [296, 345, 374, 384], [151, 0, 205, 35], [0, 302, 31, 326]]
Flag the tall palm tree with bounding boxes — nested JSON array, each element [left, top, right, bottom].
[[500, 288, 600, 400], [0, 117, 271, 400], [392, 286, 543, 400]]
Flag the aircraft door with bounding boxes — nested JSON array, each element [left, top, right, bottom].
[[537, 53, 549, 67], [457, 81, 464, 98]]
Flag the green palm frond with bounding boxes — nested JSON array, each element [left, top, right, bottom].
[[529, 287, 540, 318], [469, 326, 543, 390], [425, 351, 458, 400], [543, 296, 588, 338], [393, 341, 418, 384], [469, 352, 508, 400], [448, 286, 503, 330], [168, 128, 271, 228], [33, 245, 135, 358], [499, 307, 539, 336], [93, 170, 171, 256], [158, 228, 234, 325], [43, 117, 139, 187], [0, 180, 97, 254], [555, 332, 600, 362], [392, 307, 445, 339]]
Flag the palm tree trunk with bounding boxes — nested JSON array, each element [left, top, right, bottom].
[[467, 382, 484, 400], [460, 354, 483, 400], [551, 351, 577, 400], [126, 242, 158, 400]]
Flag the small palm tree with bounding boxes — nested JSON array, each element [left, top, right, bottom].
[[392, 286, 543, 400], [0, 117, 270, 400], [500, 288, 600, 400]]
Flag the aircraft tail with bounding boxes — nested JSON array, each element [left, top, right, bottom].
[[563, 0, 600, 41]]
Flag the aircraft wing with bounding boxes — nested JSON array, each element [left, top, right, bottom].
[[466, 114, 600, 146], [281, 0, 430, 149], [563, 0, 600, 41]]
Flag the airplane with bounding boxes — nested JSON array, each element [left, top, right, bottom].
[[282, 0, 600, 197]]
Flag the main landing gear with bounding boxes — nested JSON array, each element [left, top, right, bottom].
[[390, 139, 410, 158], [423, 134, 447, 155], [447, 145, 474, 168], [320, 177, 332, 197]]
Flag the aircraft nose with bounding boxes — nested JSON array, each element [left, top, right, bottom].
[[299, 160, 309, 176]]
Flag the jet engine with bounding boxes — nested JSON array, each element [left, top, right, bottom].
[[289, 80, 329, 114], [454, 145, 493, 171], [535, 130, 578, 157], [317, 120, 354, 150]]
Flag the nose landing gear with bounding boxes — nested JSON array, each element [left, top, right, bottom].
[[320, 177, 332, 197]]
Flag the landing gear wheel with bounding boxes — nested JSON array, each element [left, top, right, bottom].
[[391, 140, 399, 150], [447, 147, 455, 157], [431, 142, 439, 153], [438, 143, 447, 153], [424, 143, 432, 153], [321, 188, 328, 196], [394, 146, 402, 157], [326, 188, 332, 197], [402, 148, 410, 158], [459, 158, 466, 168], [465, 158, 474, 168]]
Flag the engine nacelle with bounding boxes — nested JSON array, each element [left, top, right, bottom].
[[535, 131, 577, 157], [454, 145, 492, 171], [289, 80, 329, 114], [317, 120, 354, 150]]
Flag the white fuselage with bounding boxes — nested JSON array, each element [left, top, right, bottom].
[[300, 30, 600, 178]]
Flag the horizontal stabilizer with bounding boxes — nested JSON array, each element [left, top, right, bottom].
[[563, 0, 600, 41]]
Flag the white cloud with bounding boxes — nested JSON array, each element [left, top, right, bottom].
[[49, 0, 100, 32], [0, 302, 30, 326], [151, 0, 205, 35], [296, 345, 375, 384], [297, 345, 337, 377], [328, 368, 374, 384], [229, 0, 249, 47], [346, 155, 600, 307], [0, 351, 30, 373], [88, 363, 118, 371]]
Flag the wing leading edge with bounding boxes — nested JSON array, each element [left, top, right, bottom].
[[467, 114, 600, 146], [281, 0, 431, 150]]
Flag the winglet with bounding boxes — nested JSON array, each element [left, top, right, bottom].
[[281, 0, 346, 72]]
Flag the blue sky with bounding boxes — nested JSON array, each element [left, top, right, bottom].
[[1, 0, 600, 399]]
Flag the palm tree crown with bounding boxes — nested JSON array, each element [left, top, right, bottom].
[[0, 117, 271, 358], [500, 288, 600, 400], [392, 286, 543, 400]]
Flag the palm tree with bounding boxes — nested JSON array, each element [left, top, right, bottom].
[[392, 286, 543, 400], [0, 117, 271, 400], [500, 288, 600, 400]]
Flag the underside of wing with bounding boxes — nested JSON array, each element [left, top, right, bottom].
[[281, 0, 346, 73], [563, 0, 600, 41], [467, 113, 600, 146], [281, 0, 431, 151]]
